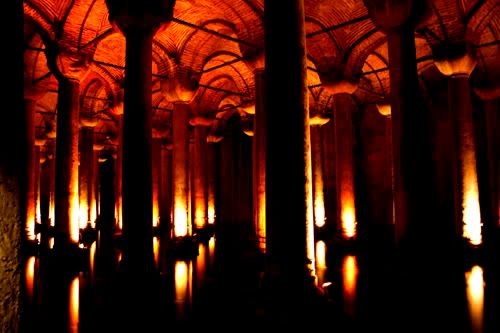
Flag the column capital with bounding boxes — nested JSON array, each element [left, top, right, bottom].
[[79, 112, 99, 128], [323, 79, 359, 96], [363, 0, 430, 32], [46, 45, 91, 83], [105, 0, 175, 33], [474, 84, 500, 101], [433, 43, 477, 78], [189, 116, 215, 127], [309, 114, 331, 126], [152, 126, 168, 139], [376, 103, 392, 117], [240, 101, 256, 115], [161, 68, 199, 104]]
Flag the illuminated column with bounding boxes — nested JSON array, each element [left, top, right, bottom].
[[364, 0, 436, 247], [115, 114, 123, 230], [46, 140, 56, 227], [172, 103, 191, 237], [252, 69, 267, 251], [310, 116, 330, 229], [332, 88, 358, 240], [46, 51, 90, 248], [264, 0, 315, 284], [161, 69, 198, 238], [79, 117, 98, 230], [105, 0, 174, 273], [206, 143, 216, 225], [159, 143, 172, 230], [23, 97, 37, 242], [434, 50, 481, 245], [376, 103, 395, 226], [152, 137, 162, 229], [192, 126, 207, 230]]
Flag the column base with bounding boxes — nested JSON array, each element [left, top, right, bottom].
[[81, 223, 97, 247]]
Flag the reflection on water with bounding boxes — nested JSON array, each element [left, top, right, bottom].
[[315, 241, 327, 288], [25, 256, 36, 302], [69, 276, 79, 333], [342, 255, 358, 317], [196, 242, 207, 288], [174, 260, 192, 319], [466, 265, 484, 333], [153, 237, 160, 268]]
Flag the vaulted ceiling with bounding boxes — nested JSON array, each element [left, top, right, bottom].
[[24, 0, 500, 144]]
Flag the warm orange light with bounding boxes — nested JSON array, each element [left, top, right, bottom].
[[152, 192, 159, 228], [117, 252, 122, 264], [342, 255, 358, 317], [70, 194, 80, 243], [174, 205, 188, 237], [49, 204, 55, 227], [25, 256, 36, 301], [90, 241, 96, 283], [69, 276, 79, 333], [26, 211, 36, 241], [341, 204, 356, 239], [209, 236, 215, 268], [194, 210, 205, 229], [305, 131, 316, 275], [466, 265, 484, 333], [315, 241, 327, 288], [79, 201, 88, 230], [174, 260, 192, 318], [463, 165, 482, 245], [49, 237, 54, 249], [90, 194, 97, 229], [207, 205, 215, 225], [153, 237, 160, 268], [196, 242, 207, 288]]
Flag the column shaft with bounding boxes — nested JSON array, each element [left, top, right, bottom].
[[79, 127, 95, 228], [207, 144, 216, 224], [24, 99, 36, 241], [264, 0, 314, 280], [311, 126, 325, 228], [115, 115, 123, 230], [152, 138, 161, 228], [252, 70, 266, 250], [172, 102, 190, 237], [121, 29, 154, 272], [193, 126, 207, 229], [159, 146, 172, 229], [54, 79, 80, 245]]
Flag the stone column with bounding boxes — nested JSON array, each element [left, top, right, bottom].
[[192, 126, 207, 230], [79, 117, 98, 230], [105, 0, 174, 274], [23, 97, 37, 242], [152, 137, 162, 229], [161, 70, 198, 238], [160, 143, 172, 233], [252, 69, 267, 251], [310, 116, 330, 229], [435, 50, 481, 245], [115, 114, 123, 230], [207, 143, 216, 225], [364, 0, 437, 249], [47, 51, 90, 248], [264, 0, 315, 288]]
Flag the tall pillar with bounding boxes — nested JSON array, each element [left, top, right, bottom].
[[105, 0, 174, 274], [310, 116, 330, 229], [79, 118, 98, 230], [207, 143, 216, 225], [435, 51, 481, 245], [364, 0, 437, 249], [192, 126, 207, 230], [23, 98, 37, 241], [46, 51, 90, 248], [115, 114, 123, 230], [159, 143, 172, 232], [152, 137, 162, 229], [264, 0, 315, 287], [161, 69, 198, 238], [252, 69, 267, 251]]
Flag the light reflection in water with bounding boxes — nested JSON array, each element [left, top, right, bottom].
[[342, 255, 358, 317], [69, 276, 79, 333], [196, 242, 207, 288], [315, 241, 327, 287], [89, 241, 96, 283], [153, 237, 160, 268], [466, 265, 484, 333], [25, 256, 36, 302], [208, 236, 215, 268], [175, 260, 192, 319]]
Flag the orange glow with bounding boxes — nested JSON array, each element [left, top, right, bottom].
[[196, 242, 207, 287], [209, 236, 215, 268], [314, 200, 326, 228], [69, 276, 79, 333], [117, 252, 122, 264], [315, 241, 327, 288], [152, 190, 159, 228], [71, 194, 80, 243], [79, 200, 88, 230], [194, 210, 205, 229], [25, 256, 36, 301], [174, 260, 192, 318], [153, 237, 160, 268], [207, 205, 215, 224], [174, 205, 188, 237], [49, 237, 54, 249], [341, 204, 356, 239], [90, 241, 96, 282], [26, 211, 36, 241], [342, 255, 358, 317], [466, 265, 484, 333], [90, 196, 96, 229], [462, 166, 482, 245], [305, 125, 316, 275], [49, 203, 55, 227]]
